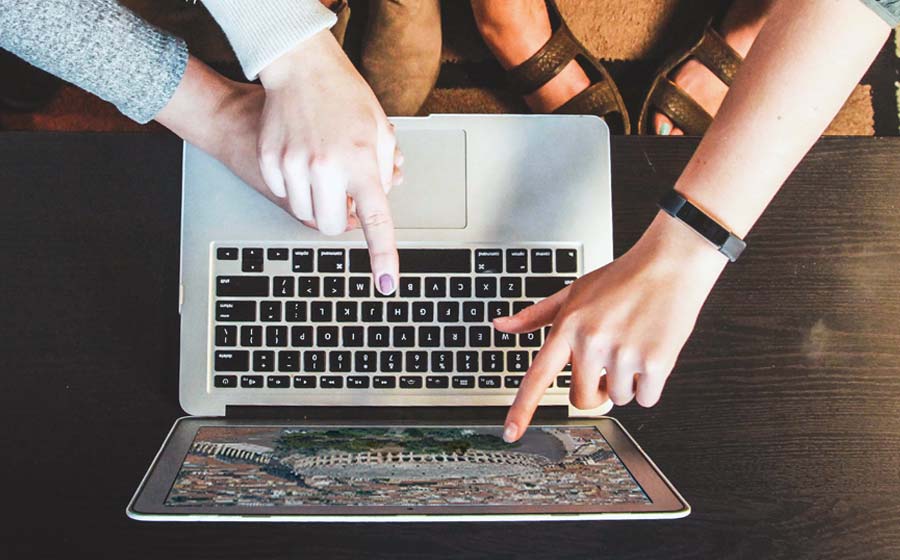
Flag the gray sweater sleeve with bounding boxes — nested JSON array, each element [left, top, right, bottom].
[[0, 0, 188, 123]]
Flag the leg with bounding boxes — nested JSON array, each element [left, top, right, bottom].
[[652, 0, 777, 135], [471, 0, 591, 113]]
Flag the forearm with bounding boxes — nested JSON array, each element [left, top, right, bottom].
[[673, 0, 891, 239], [0, 0, 187, 123]]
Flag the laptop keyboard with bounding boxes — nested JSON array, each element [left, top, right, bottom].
[[210, 244, 579, 394]]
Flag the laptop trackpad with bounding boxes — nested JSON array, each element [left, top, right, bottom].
[[388, 129, 467, 229]]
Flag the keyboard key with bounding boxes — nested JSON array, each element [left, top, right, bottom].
[[424, 277, 447, 298], [347, 376, 370, 389], [361, 301, 383, 322], [373, 376, 396, 389], [474, 249, 502, 273], [557, 375, 572, 388], [216, 276, 268, 297], [487, 301, 510, 320], [531, 249, 553, 273], [508, 351, 530, 372], [469, 326, 492, 347], [324, 276, 345, 298], [457, 351, 479, 372], [355, 351, 376, 372], [216, 247, 238, 260], [501, 277, 522, 298], [273, 276, 294, 298], [214, 375, 237, 388], [304, 351, 326, 372], [336, 301, 358, 323], [452, 376, 476, 389], [525, 277, 577, 298], [400, 376, 423, 389], [318, 249, 345, 272], [310, 301, 332, 322], [253, 351, 274, 371], [241, 326, 262, 347], [292, 249, 314, 272], [556, 249, 578, 272], [463, 301, 484, 323], [266, 325, 287, 347], [215, 350, 248, 372], [380, 351, 402, 372], [267, 248, 288, 261], [329, 351, 351, 372], [426, 375, 449, 389], [479, 375, 502, 389], [450, 277, 472, 298], [494, 330, 516, 347], [393, 326, 415, 347], [368, 326, 390, 347], [293, 375, 316, 388], [298, 277, 319, 298], [342, 326, 364, 347], [291, 326, 313, 347], [520, 330, 542, 347], [278, 351, 300, 372], [320, 376, 343, 388], [241, 248, 263, 272], [513, 301, 534, 315], [483, 351, 504, 372], [444, 326, 466, 347], [437, 301, 459, 323], [240, 375, 263, 388], [412, 301, 434, 323], [506, 249, 528, 273], [349, 277, 371, 297], [260, 301, 281, 322], [504, 375, 523, 388], [215, 325, 237, 346], [432, 351, 453, 372], [406, 351, 428, 372], [475, 277, 497, 298], [267, 375, 290, 388], [350, 249, 471, 273], [418, 327, 440, 347], [387, 302, 408, 323], [317, 326, 339, 347], [399, 277, 421, 297], [285, 302, 307, 322]]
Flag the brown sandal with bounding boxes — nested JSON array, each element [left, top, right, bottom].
[[638, 19, 744, 135], [505, 0, 631, 134]]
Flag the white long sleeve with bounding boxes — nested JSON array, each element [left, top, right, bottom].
[[202, 0, 336, 80]]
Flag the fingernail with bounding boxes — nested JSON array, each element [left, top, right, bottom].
[[503, 423, 518, 443], [658, 123, 672, 136], [378, 274, 395, 295]]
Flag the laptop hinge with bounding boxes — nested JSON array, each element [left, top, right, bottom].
[[226, 405, 570, 423]]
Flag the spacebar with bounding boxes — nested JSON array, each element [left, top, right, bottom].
[[349, 249, 472, 273]]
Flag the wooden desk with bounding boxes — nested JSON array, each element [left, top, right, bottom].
[[1, 133, 898, 559]]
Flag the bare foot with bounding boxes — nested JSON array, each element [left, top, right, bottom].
[[652, 0, 776, 135], [471, 0, 591, 113]]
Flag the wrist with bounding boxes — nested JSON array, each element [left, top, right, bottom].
[[258, 30, 338, 90], [638, 211, 730, 277]]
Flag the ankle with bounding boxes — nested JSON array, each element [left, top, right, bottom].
[[472, 0, 552, 68]]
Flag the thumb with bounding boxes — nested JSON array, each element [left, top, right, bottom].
[[493, 287, 569, 334]]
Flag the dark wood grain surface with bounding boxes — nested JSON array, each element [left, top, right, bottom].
[[0, 132, 898, 559]]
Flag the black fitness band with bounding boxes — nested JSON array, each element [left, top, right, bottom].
[[657, 190, 746, 262]]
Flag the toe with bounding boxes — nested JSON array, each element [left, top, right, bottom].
[[651, 112, 676, 136]]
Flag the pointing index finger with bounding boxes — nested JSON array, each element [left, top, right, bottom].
[[352, 179, 399, 295]]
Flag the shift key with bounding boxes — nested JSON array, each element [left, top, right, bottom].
[[216, 276, 269, 297], [525, 277, 577, 298]]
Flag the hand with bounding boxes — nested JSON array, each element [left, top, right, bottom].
[[258, 30, 403, 293], [496, 212, 729, 442]]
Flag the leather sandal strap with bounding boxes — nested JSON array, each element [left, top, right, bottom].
[[650, 78, 713, 135], [554, 81, 619, 118], [506, 20, 581, 95], [692, 26, 743, 87]]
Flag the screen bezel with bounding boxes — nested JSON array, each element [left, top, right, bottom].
[[128, 417, 689, 520]]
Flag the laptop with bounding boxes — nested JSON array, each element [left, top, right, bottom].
[[127, 114, 690, 521]]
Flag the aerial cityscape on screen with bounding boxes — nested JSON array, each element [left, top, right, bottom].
[[166, 426, 649, 507]]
